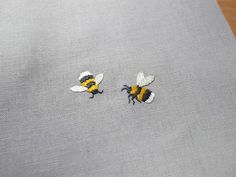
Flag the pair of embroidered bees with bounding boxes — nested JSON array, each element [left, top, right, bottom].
[[70, 71, 155, 105]]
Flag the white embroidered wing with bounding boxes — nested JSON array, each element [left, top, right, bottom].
[[136, 72, 155, 87], [70, 85, 88, 92], [95, 73, 104, 85]]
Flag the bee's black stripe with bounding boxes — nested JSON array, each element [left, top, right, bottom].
[[80, 75, 94, 83], [86, 81, 96, 89], [142, 89, 152, 102], [135, 86, 142, 95]]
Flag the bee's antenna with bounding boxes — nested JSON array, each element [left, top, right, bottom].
[[121, 85, 130, 92], [121, 87, 127, 92]]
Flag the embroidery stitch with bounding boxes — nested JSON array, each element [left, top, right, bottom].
[[121, 72, 155, 105], [70, 71, 104, 99]]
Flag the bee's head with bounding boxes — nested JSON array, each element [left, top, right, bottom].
[[121, 85, 131, 94]]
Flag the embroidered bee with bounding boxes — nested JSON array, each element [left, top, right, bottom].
[[70, 71, 104, 99], [121, 72, 155, 105]]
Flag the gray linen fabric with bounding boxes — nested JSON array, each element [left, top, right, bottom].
[[0, 0, 236, 177]]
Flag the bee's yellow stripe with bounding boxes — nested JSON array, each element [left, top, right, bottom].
[[81, 79, 95, 87], [87, 84, 99, 93], [137, 87, 147, 101]]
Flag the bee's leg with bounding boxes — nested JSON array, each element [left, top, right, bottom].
[[98, 90, 103, 94], [128, 94, 132, 104], [89, 94, 94, 99], [131, 96, 136, 105]]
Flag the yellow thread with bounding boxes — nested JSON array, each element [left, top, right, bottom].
[[81, 79, 95, 87], [130, 85, 138, 94], [87, 85, 98, 93], [137, 87, 147, 101]]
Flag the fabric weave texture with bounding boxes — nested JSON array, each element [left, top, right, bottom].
[[0, 0, 236, 177]]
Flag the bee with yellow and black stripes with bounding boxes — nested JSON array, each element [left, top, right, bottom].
[[70, 71, 104, 99], [121, 72, 155, 105]]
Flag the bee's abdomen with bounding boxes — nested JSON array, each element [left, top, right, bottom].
[[142, 89, 152, 102], [86, 81, 96, 89]]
